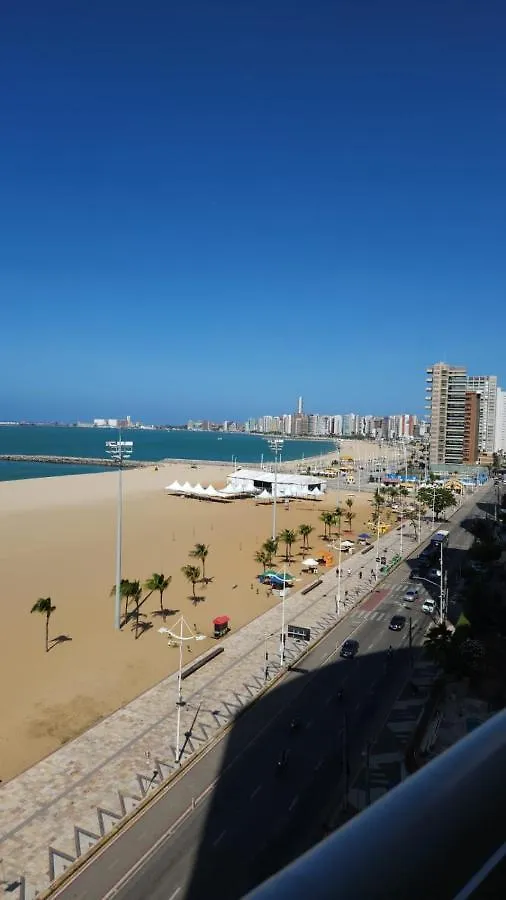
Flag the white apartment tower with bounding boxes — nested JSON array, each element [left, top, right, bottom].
[[466, 375, 498, 454], [297, 396, 304, 415], [426, 362, 467, 465], [495, 388, 506, 453]]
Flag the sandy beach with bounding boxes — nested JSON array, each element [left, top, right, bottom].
[[0, 441, 395, 782]]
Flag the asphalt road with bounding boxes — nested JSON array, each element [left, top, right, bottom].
[[52, 485, 493, 900]]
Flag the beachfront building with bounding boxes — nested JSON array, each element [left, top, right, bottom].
[[227, 468, 327, 498], [426, 362, 467, 466], [466, 374, 498, 454]]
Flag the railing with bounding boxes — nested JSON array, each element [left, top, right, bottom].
[[245, 709, 506, 899]]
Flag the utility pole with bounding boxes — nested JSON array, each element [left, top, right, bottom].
[[439, 541, 444, 623], [342, 711, 349, 812], [409, 615, 413, 669]]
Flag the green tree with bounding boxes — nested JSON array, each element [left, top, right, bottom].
[[345, 510, 356, 532], [279, 528, 297, 562], [299, 523, 314, 550], [423, 622, 454, 669], [129, 579, 142, 638], [262, 537, 279, 565], [30, 596, 56, 652], [418, 486, 457, 520], [319, 510, 334, 539], [334, 505, 344, 536], [144, 572, 172, 618], [181, 564, 201, 599], [190, 543, 210, 580], [255, 549, 270, 572], [110, 578, 133, 626]]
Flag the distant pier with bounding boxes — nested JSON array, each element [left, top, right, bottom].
[[0, 455, 151, 468]]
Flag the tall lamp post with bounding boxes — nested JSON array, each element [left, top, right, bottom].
[[266, 438, 284, 541], [106, 432, 133, 630], [331, 537, 343, 616], [159, 619, 205, 763]]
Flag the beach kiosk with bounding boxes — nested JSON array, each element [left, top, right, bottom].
[[213, 615, 230, 639]]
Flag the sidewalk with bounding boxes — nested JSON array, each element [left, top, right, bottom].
[[0, 515, 448, 897]]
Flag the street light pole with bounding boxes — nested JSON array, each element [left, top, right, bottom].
[[158, 618, 205, 764], [267, 438, 284, 541], [439, 542, 444, 623], [105, 431, 133, 630], [280, 561, 287, 667]]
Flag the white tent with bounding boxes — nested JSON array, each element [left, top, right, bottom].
[[340, 540, 355, 548], [205, 484, 219, 496], [310, 486, 321, 496], [257, 489, 271, 499], [302, 558, 319, 567], [166, 481, 183, 492], [181, 481, 193, 493], [221, 482, 238, 494], [193, 483, 206, 495]]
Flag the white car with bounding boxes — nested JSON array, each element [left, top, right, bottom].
[[422, 598, 436, 614], [428, 568, 442, 580]]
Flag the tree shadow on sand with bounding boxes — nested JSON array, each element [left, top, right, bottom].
[[190, 595, 206, 606], [48, 634, 72, 651], [133, 620, 153, 638], [151, 608, 180, 620]]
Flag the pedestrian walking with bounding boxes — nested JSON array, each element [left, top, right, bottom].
[[359, 570, 362, 580], [347, 568, 351, 578]]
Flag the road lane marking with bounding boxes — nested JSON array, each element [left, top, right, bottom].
[[250, 784, 262, 799], [168, 889, 181, 900], [289, 796, 299, 811], [213, 829, 226, 847]]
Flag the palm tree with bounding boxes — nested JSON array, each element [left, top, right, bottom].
[[190, 543, 210, 581], [144, 572, 172, 618], [299, 523, 314, 550], [345, 510, 355, 532], [319, 510, 334, 539], [345, 496, 354, 513], [182, 564, 201, 599], [262, 538, 278, 565], [279, 528, 297, 562], [129, 580, 142, 637], [255, 549, 269, 572], [334, 505, 344, 536], [31, 596, 56, 652], [110, 578, 133, 626]]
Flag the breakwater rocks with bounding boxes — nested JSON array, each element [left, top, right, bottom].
[[0, 455, 150, 468]]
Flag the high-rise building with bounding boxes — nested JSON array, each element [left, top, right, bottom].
[[297, 396, 304, 415], [466, 375, 498, 454], [463, 392, 480, 464], [495, 388, 506, 453], [426, 362, 467, 465]]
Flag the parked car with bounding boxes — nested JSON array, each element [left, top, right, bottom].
[[428, 567, 442, 580], [340, 639, 359, 659], [389, 615, 406, 631], [422, 598, 436, 614], [403, 587, 419, 602]]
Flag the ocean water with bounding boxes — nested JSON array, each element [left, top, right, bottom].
[[0, 426, 336, 482]]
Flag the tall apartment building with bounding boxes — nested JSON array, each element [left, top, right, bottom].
[[495, 388, 506, 453], [426, 363, 467, 465], [466, 375, 498, 454], [463, 392, 480, 464]]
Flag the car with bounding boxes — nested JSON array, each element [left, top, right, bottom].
[[340, 639, 359, 659], [389, 615, 406, 631], [403, 587, 419, 602], [428, 567, 442, 580], [422, 598, 436, 614]]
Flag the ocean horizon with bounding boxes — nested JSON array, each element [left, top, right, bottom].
[[0, 426, 336, 482]]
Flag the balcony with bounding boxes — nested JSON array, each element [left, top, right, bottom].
[[247, 710, 506, 900]]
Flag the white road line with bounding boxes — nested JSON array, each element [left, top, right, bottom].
[[213, 829, 226, 847], [289, 795, 299, 812], [250, 784, 262, 800], [168, 889, 181, 900]]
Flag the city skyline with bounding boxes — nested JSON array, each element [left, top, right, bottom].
[[1, 3, 505, 421]]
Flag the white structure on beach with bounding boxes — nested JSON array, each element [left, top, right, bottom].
[[227, 468, 327, 498]]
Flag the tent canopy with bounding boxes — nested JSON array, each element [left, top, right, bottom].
[[205, 484, 219, 496], [181, 481, 193, 492], [257, 489, 271, 499], [302, 558, 319, 567], [166, 481, 182, 491]]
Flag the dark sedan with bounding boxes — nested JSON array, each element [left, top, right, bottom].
[[340, 639, 359, 659], [389, 615, 406, 631]]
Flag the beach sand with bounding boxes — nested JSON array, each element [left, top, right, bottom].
[[0, 441, 395, 782]]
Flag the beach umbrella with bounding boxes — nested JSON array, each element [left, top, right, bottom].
[[275, 571, 294, 580], [358, 532, 371, 540], [340, 540, 355, 548]]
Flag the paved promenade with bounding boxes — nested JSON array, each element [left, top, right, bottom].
[[0, 516, 440, 898]]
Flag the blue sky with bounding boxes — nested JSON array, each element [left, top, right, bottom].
[[1, 0, 505, 422]]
